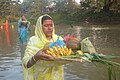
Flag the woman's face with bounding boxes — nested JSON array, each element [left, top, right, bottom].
[[42, 19, 54, 38], [22, 16, 25, 21]]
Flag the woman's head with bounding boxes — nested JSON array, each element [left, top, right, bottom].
[[21, 15, 26, 21], [42, 16, 53, 38], [35, 14, 55, 42]]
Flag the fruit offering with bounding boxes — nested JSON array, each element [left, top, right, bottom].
[[45, 46, 72, 57]]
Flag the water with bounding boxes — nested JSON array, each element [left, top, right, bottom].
[[0, 26, 23, 80], [56, 24, 120, 80], [0, 24, 120, 80]]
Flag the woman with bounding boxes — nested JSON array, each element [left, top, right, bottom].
[[22, 14, 67, 80], [18, 15, 30, 45]]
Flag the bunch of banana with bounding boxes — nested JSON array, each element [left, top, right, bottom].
[[45, 46, 72, 57]]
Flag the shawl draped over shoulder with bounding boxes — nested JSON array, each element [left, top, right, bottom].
[[22, 14, 65, 80]]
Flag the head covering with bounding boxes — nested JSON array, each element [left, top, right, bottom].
[[35, 14, 56, 44], [22, 14, 64, 80], [18, 16, 27, 27]]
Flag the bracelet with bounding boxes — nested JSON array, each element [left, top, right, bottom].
[[32, 56, 36, 62], [29, 58, 35, 66]]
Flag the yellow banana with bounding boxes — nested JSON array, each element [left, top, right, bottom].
[[64, 47, 69, 56], [57, 47, 63, 56], [67, 48, 72, 56], [46, 50, 52, 56], [76, 50, 83, 55], [46, 49, 56, 57], [48, 48, 54, 53], [46, 46, 72, 57], [60, 48, 65, 56], [52, 46, 58, 52]]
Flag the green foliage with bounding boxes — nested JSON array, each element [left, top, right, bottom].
[[49, 13, 76, 24]]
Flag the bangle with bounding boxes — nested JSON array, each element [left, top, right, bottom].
[[32, 56, 36, 62], [29, 58, 35, 66]]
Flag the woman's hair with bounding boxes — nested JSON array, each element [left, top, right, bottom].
[[42, 15, 52, 24], [21, 15, 25, 17]]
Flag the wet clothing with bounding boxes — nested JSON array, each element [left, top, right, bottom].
[[18, 18, 30, 45], [22, 14, 65, 80]]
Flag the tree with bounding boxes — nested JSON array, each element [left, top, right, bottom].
[[80, 0, 120, 13], [21, 0, 50, 19], [54, 0, 79, 13], [0, 0, 11, 17], [0, 0, 21, 17]]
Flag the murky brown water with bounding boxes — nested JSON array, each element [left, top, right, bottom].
[[0, 24, 120, 80], [56, 24, 120, 80]]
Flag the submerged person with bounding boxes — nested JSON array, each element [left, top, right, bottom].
[[18, 15, 30, 45], [22, 14, 69, 80], [18, 15, 30, 59]]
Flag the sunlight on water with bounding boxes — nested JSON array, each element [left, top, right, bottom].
[[91, 27, 109, 30], [0, 51, 23, 80]]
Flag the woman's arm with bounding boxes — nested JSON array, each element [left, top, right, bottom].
[[26, 55, 36, 68], [26, 50, 54, 68]]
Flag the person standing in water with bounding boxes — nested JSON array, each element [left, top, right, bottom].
[[18, 15, 30, 58], [22, 14, 70, 80]]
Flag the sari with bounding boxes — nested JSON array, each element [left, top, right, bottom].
[[18, 18, 30, 45], [22, 14, 65, 80]]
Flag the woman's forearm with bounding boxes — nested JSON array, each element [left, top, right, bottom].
[[26, 56, 37, 68], [26, 50, 43, 68]]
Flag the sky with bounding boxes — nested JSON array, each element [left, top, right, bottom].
[[75, 0, 80, 4], [20, 0, 23, 3]]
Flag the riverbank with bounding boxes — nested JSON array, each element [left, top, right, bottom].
[[50, 12, 120, 26], [1, 12, 120, 27]]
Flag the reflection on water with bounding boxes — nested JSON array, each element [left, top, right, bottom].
[[0, 24, 120, 80], [0, 51, 23, 80], [0, 25, 23, 80], [5, 25, 10, 47]]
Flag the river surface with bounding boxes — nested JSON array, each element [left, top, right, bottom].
[[0, 24, 120, 80]]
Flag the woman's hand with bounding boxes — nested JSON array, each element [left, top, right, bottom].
[[26, 50, 54, 68], [21, 21, 28, 24], [34, 50, 54, 61]]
